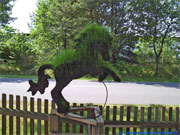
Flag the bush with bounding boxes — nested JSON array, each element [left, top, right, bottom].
[[115, 61, 179, 82]]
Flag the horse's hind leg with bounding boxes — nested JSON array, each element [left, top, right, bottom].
[[51, 84, 70, 113]]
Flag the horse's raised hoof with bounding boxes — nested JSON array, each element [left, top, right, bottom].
[[114, 77, 121, 82]]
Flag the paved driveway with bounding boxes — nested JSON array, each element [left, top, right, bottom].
[[0, 78, 179, 105]]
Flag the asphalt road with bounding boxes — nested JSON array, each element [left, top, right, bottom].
[[0, 78, 179, 105]]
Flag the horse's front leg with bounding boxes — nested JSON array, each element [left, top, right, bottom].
[[51, 84, 70, 113], [101, 67, 121, 82], [98, 72, 108, 82]]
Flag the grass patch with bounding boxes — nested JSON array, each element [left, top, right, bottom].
[[119, 75, 180, 83], [115, 62, 180, 83], [79, 75, 180, 83], [0, 74, 37, 79], [0, 73, 179, 83], [0, 62, 179, 82]]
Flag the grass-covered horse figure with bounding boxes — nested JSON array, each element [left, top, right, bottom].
[[28, 24, 121, 113]]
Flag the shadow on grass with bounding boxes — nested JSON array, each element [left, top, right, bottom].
[[0, 78, 55, 83]]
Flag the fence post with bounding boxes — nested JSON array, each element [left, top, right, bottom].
[[49, 114, 60, 135], [44, 99, 49, 134], [9, 95, 13, 135], [87, 106, 104, 135], [16, 95, 20, 135], [30, 97, 34, 135], [87, 108, 93, 134], [92, 106, 104, 135], [2, 94, 6, 135], [91, 123, 104, 135], [94, 125, 104, 135], [86, 103, 94, 134], [49, 106, 104, 135], [175, 107, 179, 134], [23, 96, 27, 135]]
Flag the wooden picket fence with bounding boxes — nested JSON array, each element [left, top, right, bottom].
[[0, 93, 179, 135], [0, 93, 50, 135]]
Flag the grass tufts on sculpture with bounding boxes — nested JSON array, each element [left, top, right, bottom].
[[27, 24, 121, 113]]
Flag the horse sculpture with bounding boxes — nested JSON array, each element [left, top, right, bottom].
[[27, 24, 121, 113]]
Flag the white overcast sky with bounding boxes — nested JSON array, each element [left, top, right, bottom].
[[9, 0, 37, 33]]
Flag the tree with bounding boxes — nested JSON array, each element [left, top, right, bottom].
[[0, 0, 15, 64], [31, 0, 140, 63], [129, 0, 180, 76], [161, 37, 180, 64], [0, 0, 15, 26], [0, 26, 38, 72], [30, 0, 61, 60], [134, 38, 154, 64], [30, 0, 91, 61], [0, 26, 15, 59], [88, 0, 139, 63], [7, 33, 38, 72]]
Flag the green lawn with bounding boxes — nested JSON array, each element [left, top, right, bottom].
[[0, 73, 179, 83], [0, 62, 179, 83]]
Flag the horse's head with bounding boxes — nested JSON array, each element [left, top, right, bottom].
[[74, 24, 113, 61]]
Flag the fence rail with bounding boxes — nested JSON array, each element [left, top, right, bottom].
[[0, 93, 50, 135], [0, 93, 180, 135], [0, 107, 49, 121], [104, 121, 180, 128]]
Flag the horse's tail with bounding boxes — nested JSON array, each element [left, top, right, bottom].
[[27, 64, 53, 96]]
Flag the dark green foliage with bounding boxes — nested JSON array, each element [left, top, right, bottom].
[[115, 61, 179, 82], [30, 0, 90, 60], [0, 0, 15, 26], [0, 27, 38, 73], [129, 0, 180, 76]]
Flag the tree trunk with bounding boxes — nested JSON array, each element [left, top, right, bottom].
[[64, 29, 67, 49], [111, 2, 114, 33], [89, 8, 93, 22], [154, 56, 159, 77]]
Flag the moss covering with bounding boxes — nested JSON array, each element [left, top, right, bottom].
[[50, 49, 83, 68], [74, 24, 112, 48]]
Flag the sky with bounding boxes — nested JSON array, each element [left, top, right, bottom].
[[9, 0, 37, 33]]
